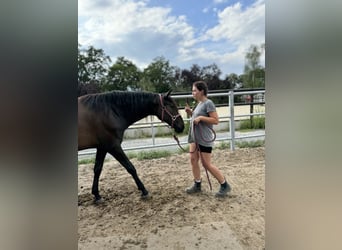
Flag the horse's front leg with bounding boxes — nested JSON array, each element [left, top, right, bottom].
[[91, 149, 107, 203], [108, 147, 149, 198]]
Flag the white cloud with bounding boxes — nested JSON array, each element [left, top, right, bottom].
[[79, 0, 195, 70], [202, 7, 209, 13], [206, 1, 265, 45], [199, 0, 265, 72], [78, 0, 265, 76], [79, 0, 175, 44], [176, 0, 264, 74], [213, 0, 229, 4]]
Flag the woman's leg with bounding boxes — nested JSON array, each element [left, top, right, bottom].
[[200, 151, 231, 196], [200, 152, 225, 184], [189, 143, 201, 180], [186, 143, 202, 194]]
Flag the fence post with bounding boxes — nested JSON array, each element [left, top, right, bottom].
[[229, 90, 235, 151], [151, 116, 156, 146]]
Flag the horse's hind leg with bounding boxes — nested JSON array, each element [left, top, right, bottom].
[[108, 147, 149, 198], [91, 149, 107, 202]]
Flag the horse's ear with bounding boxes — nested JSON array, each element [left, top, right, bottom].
[[165, 89, 172, 97]]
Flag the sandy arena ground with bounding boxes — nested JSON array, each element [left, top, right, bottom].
[[78, 147, 265, 249]]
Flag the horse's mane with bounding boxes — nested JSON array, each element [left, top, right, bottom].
[[80, 91, 157, 114]]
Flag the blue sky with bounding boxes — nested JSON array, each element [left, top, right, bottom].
[[78, 0, 264, 77]]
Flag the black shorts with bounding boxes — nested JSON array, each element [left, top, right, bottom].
[[198, 144, 212, 153]]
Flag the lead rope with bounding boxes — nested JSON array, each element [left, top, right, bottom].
[[173, 133, 187, 152]]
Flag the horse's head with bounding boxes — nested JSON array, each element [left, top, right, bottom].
[[157, 90, 185, 133]]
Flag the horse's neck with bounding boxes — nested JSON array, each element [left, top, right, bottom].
[[124, 95, 158, 126]]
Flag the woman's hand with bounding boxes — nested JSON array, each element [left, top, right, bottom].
[[185, 103, 192, 116], [193, 116, 202, 124], [194, 112, 219, 125]]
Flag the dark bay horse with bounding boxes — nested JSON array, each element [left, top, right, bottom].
[[78, 90, 184, 202]]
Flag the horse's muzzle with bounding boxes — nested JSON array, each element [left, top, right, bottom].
[[174, 122, 185, 133]]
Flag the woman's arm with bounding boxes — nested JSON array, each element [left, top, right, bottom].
[[193, 111, 219, 125], [185, 105, 192, 116]]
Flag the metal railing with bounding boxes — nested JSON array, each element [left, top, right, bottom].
[[78, 89, 265, 157]]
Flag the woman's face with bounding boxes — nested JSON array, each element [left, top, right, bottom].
[[192, 85, 203, 101]]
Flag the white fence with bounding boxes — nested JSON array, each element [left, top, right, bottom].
[[78, 89, 265, 158]]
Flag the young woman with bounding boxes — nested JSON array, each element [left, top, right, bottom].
[[184, 81, 231, 197]]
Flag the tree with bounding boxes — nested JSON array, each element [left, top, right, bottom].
[[243, 44, 265, 89], [137, 75, 154, 92], [78, 80, 101, 97], [180, 64, 219, 91], [104, 57, 142, 91], [173, 67, 184, 92], [225, 73, 240, 89], [201, 63, 222, 90], [180, 67, 200, 90], [143, 57, 177, 93], [243, 44, 265, 126], [78, 44, 111, 84]]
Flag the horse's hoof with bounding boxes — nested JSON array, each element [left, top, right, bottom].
[[94, 197, 105, 204], [141, 193, 151, 200]]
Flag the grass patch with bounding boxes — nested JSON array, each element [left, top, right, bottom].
[[236, 140, 265, 148], [236, 128, 254, 132], [239, 116, 265, 130], [78, 158, 95, 165], [78, 150, 176, 164], [127, 150, 173, 160], [78, 139, 264, 164], [176, 145, 189, 153], [216, 141, 230, 150], [78, 158, 111, 165]]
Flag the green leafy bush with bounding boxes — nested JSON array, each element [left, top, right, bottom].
[[239, 116, 265, 130]]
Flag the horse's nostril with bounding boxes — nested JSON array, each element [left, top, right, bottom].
[[176, 125, 185, 133]]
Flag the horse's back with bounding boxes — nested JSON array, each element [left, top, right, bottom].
[[78, 95, 124, 150], [78, 98, 99, 150]]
